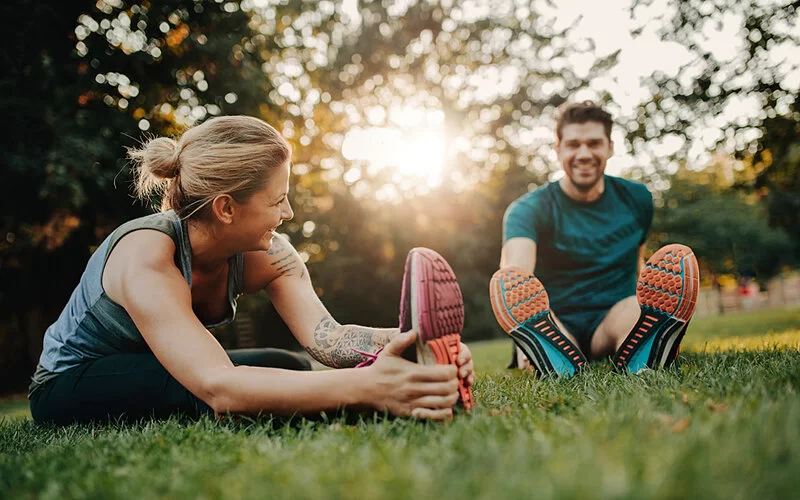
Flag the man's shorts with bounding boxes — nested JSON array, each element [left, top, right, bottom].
[[556, 308, 611, 358]]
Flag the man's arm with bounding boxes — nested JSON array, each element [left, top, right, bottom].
[[500, 237, 538, 273], [638, 244, 646, 273], [243, 235, 397, 368], [637, 182, 654, 273]]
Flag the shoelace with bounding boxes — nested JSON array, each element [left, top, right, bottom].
[[353, 347, 383, 368]]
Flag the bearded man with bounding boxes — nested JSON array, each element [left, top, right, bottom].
[[491, 101, 699, 375]]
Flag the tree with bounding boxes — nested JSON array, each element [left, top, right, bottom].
[[651, 160, 794, 284], [628, 0, 800, 260], [752, 107, 800, 258]]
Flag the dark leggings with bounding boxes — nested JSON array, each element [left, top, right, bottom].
[[29, 349, 312, 426]]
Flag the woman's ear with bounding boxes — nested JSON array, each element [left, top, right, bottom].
[[211, 194, 236, 224]]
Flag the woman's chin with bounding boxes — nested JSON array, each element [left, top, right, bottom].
[[260, 232, 277, 251]]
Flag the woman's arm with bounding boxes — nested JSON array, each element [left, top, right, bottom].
[[244, 235, 399, 368], [247, 235, 475, 384], [104, 230, 458, 419], [303, 315, 398, 368]]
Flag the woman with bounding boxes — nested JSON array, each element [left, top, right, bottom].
[[29, 116, 474, 425]]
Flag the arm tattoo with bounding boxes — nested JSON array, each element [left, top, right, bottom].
[[267, 238, 301, 279], [304, 314, 397, 368]]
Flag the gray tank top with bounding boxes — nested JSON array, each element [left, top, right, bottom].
[[29, 210, 244, 395]]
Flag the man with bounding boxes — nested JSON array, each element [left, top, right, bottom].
[[490, 101, 699, 375]]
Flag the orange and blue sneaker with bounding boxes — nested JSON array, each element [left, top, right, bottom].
[[613, 244, 699, 372], [490, 268, 586, 376], [399, 247, 474, 409]]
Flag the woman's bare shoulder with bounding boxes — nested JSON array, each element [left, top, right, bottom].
[[103, 229, 180, 301]]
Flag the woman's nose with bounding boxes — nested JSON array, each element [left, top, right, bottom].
[[282, 199, 294, 221]]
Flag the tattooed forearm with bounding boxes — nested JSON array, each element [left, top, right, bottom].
[[304, 315, 398, 368]]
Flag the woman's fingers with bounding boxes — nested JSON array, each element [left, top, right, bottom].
[[410, 407, 454, 421], [405, 379, 459, 398], [382, 330, 417, 356], [411, 392, 460, 409], [457, 342, 472, 366], [370, 340, 469, 419], [458, 360, 474, 380], [409, 363, 457, 382], [456, 343, 475, 384]]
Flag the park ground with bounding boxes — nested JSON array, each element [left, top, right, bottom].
[[1, 307, 799, 499]]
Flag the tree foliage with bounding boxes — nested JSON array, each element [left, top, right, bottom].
[[280, 0, 608, 334], [652, 161, 793, 283], [629, 0, 800, 259]]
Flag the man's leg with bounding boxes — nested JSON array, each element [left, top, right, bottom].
[[589, 296, 639, 359]]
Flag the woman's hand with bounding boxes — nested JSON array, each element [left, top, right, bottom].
[[367, 330, 459, 420], [457, 342, 475, 387]]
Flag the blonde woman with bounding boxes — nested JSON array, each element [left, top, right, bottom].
[[29, 116, 474, 425]]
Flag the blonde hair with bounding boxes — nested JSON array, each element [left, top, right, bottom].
[[129, 115, 290, 219]]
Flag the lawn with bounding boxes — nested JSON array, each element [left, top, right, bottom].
[[2, 307, 799, 499]]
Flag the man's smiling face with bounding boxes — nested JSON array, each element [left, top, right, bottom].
[[556, 121, 614, 193]]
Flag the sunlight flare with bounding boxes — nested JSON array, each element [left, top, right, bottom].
[[341, 105, 448, 198]]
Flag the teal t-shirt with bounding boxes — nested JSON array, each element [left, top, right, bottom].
[[503, 175, 653, 316]]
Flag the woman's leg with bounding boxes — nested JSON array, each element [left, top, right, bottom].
[[31, 349, 312, 425], [30, 353, 210, 425]]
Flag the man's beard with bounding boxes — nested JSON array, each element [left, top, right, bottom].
[[569, 166, 602, 193]]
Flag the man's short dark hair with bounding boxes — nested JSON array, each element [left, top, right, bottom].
[[555, 101, 613, 141]]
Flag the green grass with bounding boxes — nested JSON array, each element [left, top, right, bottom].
[[2, 308, 800, 499], [0, 399, 29, 421]]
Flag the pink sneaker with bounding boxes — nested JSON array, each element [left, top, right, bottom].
[[399, 248, 474, 409]]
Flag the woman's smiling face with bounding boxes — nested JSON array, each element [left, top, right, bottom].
[[230, 160, 294, 252]]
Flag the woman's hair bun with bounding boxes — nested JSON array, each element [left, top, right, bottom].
[[139, 137, 181, 180]]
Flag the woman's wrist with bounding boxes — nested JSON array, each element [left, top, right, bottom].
[[340, 366, 378, 411]]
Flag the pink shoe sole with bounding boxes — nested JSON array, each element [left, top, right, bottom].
[[400, 248, 474, 409]]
